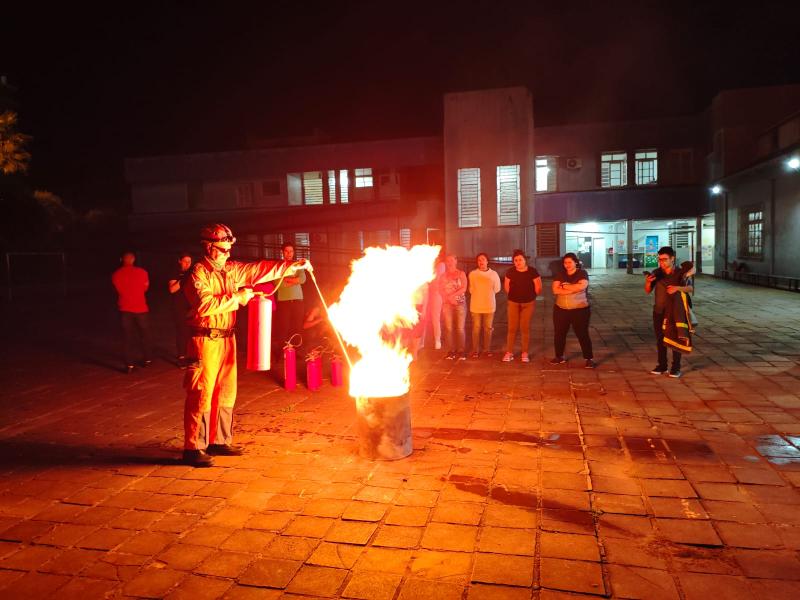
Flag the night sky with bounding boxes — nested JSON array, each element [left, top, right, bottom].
[[4, 0, 800, 210]]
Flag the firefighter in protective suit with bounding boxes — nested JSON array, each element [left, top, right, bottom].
[[183, 223, 310, 467]]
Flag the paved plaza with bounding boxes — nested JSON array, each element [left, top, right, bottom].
[[1, 272, 799, 599]]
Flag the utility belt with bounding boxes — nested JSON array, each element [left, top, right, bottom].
[[192, 327, 235, 339]]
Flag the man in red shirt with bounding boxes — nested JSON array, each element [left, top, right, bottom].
[[111, 251, 151, 374]]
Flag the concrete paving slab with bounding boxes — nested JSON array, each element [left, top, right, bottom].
[[0, 272, 799, 597]]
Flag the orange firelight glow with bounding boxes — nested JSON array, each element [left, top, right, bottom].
[[327, 245, 440, 398]]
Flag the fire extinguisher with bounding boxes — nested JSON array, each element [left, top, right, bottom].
[[246, 294, 272, 371], [330, 355, 344, 387], [283, 334, 300, 391], [306, 350, 322, 391]]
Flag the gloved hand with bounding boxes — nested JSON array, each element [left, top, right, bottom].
[[236, 288, 255, 305], [295, 259, 313, 273]]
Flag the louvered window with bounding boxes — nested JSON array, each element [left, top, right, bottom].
[[536, 223, 560, 256], [496, 165, 520, 226], [327, 170, 337, 203], [458, 168, 481, 228], [303, 172, 323, 205], [339, 170, 350, 203], [601, 152, 628, 188], [294, 232, 311, 259], [399, 228, 411, 248]]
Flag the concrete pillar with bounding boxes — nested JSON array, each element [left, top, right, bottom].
[[695, 216, 703, 273], [626, 218, 634, 274]]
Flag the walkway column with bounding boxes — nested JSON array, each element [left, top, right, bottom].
[[695, 216, 703, 274], [626, 218, 634, 274]]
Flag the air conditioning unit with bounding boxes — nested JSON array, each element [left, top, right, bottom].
[[566, 157, 582, 170]]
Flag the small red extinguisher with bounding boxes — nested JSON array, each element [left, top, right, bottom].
[[330, 355, 344, 387], [306, 351, 322, 391], [283, 335, 299, 391]]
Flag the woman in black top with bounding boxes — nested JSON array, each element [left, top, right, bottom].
[[502, 250, 542, 362], [550, 253, 595, 368]]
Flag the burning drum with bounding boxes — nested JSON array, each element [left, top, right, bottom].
[[355, 394, 412, 460]]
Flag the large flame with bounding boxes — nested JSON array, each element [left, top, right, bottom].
[[327, 244, 440, 398]]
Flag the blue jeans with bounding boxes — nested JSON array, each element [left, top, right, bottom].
[[442, 302, 466, 353]]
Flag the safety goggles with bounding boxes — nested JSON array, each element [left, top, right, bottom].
[[204, 235, 236, 243]]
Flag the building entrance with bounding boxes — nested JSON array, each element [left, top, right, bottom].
[[564, 215, 715, 273]]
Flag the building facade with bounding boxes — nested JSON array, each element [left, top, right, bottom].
[[126, 84, 800, 280]]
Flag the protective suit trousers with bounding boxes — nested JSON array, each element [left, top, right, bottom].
[[184, 336, 237, 450]]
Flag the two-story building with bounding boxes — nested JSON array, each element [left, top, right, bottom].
[[125, 83, 800, 279]]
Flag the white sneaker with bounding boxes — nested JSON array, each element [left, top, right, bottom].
[[520, 352, 530, 363], [502, 352, 514, 362]]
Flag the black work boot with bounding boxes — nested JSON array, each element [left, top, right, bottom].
[[206, 444, 244, 456], [182, 449, 214, 467]]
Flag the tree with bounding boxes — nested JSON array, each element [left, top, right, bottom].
[[0, 110, 31, 175]]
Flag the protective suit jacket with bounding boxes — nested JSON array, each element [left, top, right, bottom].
[[183, 257, 292, 450], [662, 290, 694, 354]]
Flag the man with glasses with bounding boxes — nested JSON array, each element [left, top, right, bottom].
[[182, 223, 310, 467], [645, 246, 693, 378]]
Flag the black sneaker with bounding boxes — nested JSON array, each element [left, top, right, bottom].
[[182, 449, 214, 467], [458, 353, 467, 361], [650, 365, 668, 375], [668, 369, 682, 378], [445, 352, 456, 360], [142, 359, 152, 367], [584, 359, 597, 369], [125, 364, 135, 374], [550, 357, 566, 365], [206, 444, 244, 456]]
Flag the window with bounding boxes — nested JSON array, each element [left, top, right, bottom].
[[740, 206, 764, 258], [236, 183, 254, 207], [339, 170, 350, 203], [536, 156, 557, 192], [294, 232, 311, 259], [670, 222, 690, 249], [496, 165, 520, 226], [601, 152, 628, 188], [263, 233, 283, 259], [303, 172, 323, 205], [457, 167, 481, 228], [399, 228, 411, 248], [635, 150, 658, 185], [355, 168, 373, 188], [365, 230, 391, 247], [536, 223, 560, 256], [327, 170, 337, 204]]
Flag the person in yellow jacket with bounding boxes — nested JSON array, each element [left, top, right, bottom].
[[183, 223, 310, 467]]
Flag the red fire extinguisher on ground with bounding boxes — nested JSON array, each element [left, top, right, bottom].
[[306, 350, 322, 391], [330, 355, 344, 387], [283, 334, 301, 391]]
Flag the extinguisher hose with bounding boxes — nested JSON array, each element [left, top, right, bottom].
[[307, 268, 354, 370]]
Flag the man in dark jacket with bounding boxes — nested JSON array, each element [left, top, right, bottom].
[[644, 246, 694, 378]]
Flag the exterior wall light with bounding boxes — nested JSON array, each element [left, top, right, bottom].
[[788, 157, 800, 170], [710, 185, 722, 195]]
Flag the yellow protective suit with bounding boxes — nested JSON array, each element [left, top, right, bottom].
[[183, 257, 289, 450]]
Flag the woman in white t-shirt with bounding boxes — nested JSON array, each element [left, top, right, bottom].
[[550, 253, 595, 369], [468, 253, 501, 357]]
